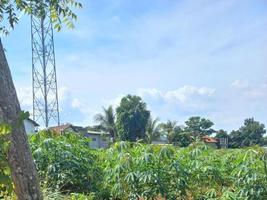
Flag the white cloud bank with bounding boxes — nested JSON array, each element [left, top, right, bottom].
[[137, 86, 215, 103]]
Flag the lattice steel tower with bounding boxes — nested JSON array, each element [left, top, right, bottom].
[[31, 12, 60, 127]]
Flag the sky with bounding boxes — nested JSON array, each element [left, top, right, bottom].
[[2, 0, 267, 131]]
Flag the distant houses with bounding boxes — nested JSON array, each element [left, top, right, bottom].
[[202, 135, 218, 148], [202, 135, 228, 148], [84, 131, 110, 149], [27, 121, 228, 149], [49, 123, 111, 149], [49, 123, 83, 135]]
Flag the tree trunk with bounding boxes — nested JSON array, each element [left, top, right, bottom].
[[0, 39, 43, 199]]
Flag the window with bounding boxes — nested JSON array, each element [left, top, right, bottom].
[[92, 138, 97, 141]]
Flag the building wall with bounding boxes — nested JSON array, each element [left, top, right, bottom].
[[23, 120, 36, 135], [84, 133, 109, 149]]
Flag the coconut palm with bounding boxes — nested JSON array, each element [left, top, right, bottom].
[[94, 105, 117, 141], [159, 120, 178, 143], [160, 120, 177, 135], [145, 117, 160, 144]]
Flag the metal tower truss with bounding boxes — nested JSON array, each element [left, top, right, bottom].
[[31, 12, 60, 127]]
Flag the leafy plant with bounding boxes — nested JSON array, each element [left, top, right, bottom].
[[29, 131, 103, 196], [25, 132, 267, 199], [0, 124, 13, 198]]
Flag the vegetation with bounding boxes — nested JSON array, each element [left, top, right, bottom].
[[101, 142, 267, 200], [145, 117, 160, 144], [1, 92, 267, 199], [1, 127, 267, 199], [0, 0, 82, 199], [94, 106, 117, 141], [184, 116, 215, 138], [116, 95, 150, 141], [0, 124, 13, 198], [229, 118, 266, 148], [29, 131, 102, 194]]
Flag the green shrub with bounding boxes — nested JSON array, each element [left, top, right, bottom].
[[101, 142, 267, 199], [29, 131, 103, 195], [28, 132, 267, 199], [0, 124, 13, 198]]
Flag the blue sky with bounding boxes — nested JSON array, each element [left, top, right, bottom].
[[2, 0, 267, 131]]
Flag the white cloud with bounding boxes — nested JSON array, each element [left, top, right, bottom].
[[164, 86, 215, 103], [231, 80, 249, 89], [71, 98, 98, 119], [103, 94, 125, 108], [58, 87, 69, 101], [230, 80, 267, 99], [137, 88, 162, 99], [137, 86, 215, 104], [71, 98, 81, 109]]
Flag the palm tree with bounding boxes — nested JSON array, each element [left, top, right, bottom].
[[160, 120, 178, 143], [160, 120, 177, 135], [94, 105, 117, 141], [145, 117, 160, 144]]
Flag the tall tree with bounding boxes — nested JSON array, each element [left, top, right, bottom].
[[185, 116, 215, 138], [94, 105, 117, 141], [160, 120, 177, 136], [215, 129, 228, 139], [160, 121, 192, 146], [116, 95, 150, 141], [145, 117, 160, 144], [229, 118, 266, 148], [0, 1, 81, 199], [262, 136, 267, 146]]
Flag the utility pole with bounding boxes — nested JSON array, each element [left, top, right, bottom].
[[31, 10, 60, 127]]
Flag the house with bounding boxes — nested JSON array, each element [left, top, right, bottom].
[[202, 135, 218, 148], [49, 123, 86, 135], [218, 138, 228, 149], [49, 123, 110, 148], [23, 118, 39, 135], [84, 130, 111, 149]]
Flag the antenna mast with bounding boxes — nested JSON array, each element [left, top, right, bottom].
[[31, 11, 60, 127]]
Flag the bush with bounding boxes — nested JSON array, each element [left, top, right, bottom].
[[101, 142, 267, 199], [29, 131, 103, 195]]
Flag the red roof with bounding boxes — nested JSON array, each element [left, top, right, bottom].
[[202, 136, 218, 143], [49, 123, 73, 134]]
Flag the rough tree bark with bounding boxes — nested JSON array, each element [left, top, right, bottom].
[[0, 39, 43, 199]]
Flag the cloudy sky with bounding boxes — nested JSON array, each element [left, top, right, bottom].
[[2, 0, 267, 131]]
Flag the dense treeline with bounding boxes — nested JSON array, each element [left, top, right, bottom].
[[94, 95, 267, 148]]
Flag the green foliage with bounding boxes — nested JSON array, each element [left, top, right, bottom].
[[145, 116, 160, 144], [229, 118, 266, 148], [116, 95, 150, 141], [262, 136, 267, 146], [216, 129, 229, 139], [169, 130, 192, 147], [160, 121, 192, 146], [99, 142, 267, 199], [29, 131, 102, 195], [0, 0, 82, 35], [24, 133, 267, 199], [160, 120, 177, 136], [94, 105, 117, 141], [0, 123, 13, 198], [185, 116, 215, 138]]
